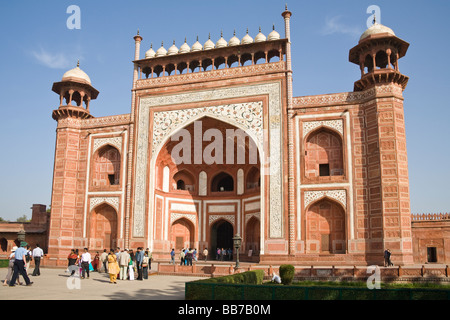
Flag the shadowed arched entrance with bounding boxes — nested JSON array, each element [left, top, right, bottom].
[[152, 115, 263, 261], [210, 220, 233, 260]]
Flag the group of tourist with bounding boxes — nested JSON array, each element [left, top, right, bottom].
[[67, 247, 153, 284], [215, 247, 233, 261], [168, 247, 234, 266], [3, 241, 44, 287]]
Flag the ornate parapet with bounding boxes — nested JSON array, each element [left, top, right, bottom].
[[411, 213, 450, 222], [292, 83, 404, 109], [135, 60, 286, 90], [56, 113, 131, 129]]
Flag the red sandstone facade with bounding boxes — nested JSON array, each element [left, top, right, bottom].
[[26, 8, 447, 267]]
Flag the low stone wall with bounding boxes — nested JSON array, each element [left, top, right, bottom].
[[157, 262, 450, 282]]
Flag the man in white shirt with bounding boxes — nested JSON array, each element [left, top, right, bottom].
[[80, 248, 91, 279], [118, 249, 130, 280], [32, 244, 44, 276]]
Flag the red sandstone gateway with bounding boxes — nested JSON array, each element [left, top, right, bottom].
[[2, 7, 446, 267]]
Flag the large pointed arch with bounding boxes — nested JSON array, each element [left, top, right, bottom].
[[305, 197, 347, 254], [88, 203, 118, 251], [148, 114, 265, 254], [170, 217, 195, 250]]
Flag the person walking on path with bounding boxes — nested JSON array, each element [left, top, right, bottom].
[[119, 249, 130, 280], [384, 249, 391, 267], [148, 250, 153, 271], [180, 249, 185, 266], [135, 247, 144, 280], [80, 248, 91, 279], [193, 248, 198, 263], [100, 249, 108, 273], [25, 245, 32, 274], [107, 249, 120, 284], [203, 248, 208, 262], [67, 249, 78, 276], [9, 241, 33, 287], [170, 248, 175, 264], [128, 254, 135, 280], [92, 251, 100, 271], [3, 247, 22, 286], [185, 248, 193, 266], [32, 244, 44, 276], [216, 248, 220, 260], [142, 251, 150, 279]]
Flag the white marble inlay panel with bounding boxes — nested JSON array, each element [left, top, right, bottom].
[[170, 202, 197, 212], [208, 205, 236, 213]]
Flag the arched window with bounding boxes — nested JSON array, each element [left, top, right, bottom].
[[241, 53, 253, 66], [214, 57, 226, 70], [305, 128, 344, 179], [246, 166, 260, 190], [71, 91, 82, 107], [375, 50, 388, 69], [254, 51, 266, 65], [267, 49, 280, 63], [92, 145, 121, 188], [173, 170, 195, 192], [364, 54, 374, 73], [211, 172, 234, 192]]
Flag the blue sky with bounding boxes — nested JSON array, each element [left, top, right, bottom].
[[0, 0, 449, 221]]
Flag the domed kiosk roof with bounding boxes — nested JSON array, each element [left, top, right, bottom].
[[62, 62, 92, 85], [359, 22, 395, 42]]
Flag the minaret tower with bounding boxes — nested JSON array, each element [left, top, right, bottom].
[[349, 19, 414, 264], [51, 61, 99, 120], [48, 62, 99, 265]]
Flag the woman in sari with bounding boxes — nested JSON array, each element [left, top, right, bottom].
[[67, 249, 78, 276], [107, 249, 119, 284]]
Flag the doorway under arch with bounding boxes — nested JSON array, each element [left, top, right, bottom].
[[245, 216, 260, 255], [306, 198, 346, 254], [171, 218, 195, 250], [210, 220, 234, 260], [89, 203, 118, 251]]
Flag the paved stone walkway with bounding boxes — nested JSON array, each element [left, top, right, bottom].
[[0, 267, 203, 300]]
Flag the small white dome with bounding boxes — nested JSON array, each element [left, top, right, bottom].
[[145, 44, 156, 59], [241, 29, 253, 45], [191, 36, 203, 52], [360, 23, 395, 41], [167, 41, 179, 55], [254, 27, 266, 43], [62, 62, 91, 85], [228, 30, 240, 46], [267, 25, 280, 41], [204, 34, 215, 50], [155, 42, 167, 57], [216, 31, 228, 48], [179, 38, 191, 54]]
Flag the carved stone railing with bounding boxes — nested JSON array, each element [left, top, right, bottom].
[[411, 213, 450, 222]]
